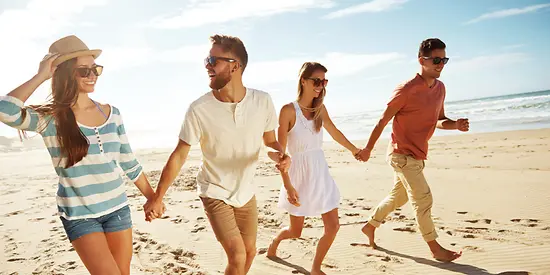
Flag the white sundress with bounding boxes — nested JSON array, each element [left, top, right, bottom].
[[277, 101, 341, 216]]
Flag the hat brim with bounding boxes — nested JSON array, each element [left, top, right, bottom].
[[52, 49, 102, 67]]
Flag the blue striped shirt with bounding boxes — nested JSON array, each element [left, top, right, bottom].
[[0, 95, 143, 220]]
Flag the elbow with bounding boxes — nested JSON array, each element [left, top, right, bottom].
[[377, 118, 390, 128]]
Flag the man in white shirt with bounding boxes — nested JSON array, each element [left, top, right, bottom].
[[145, 34, 290, 275]]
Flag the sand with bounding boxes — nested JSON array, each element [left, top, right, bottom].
[[1, 128, 549, 274]]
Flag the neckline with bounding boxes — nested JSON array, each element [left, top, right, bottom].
[[416, 73, 438, 89], [76, 104, 113, 129], [294, 101, 314, 121], [210, 87, 249, 105]]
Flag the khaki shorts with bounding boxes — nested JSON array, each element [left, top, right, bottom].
[[200, 196, 258, 242]]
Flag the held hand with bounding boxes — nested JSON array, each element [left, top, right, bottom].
[[356, 148, 372, 162], [267, 151, 280, 162], [144, 197, 166, 222], [275, 154, 291, 173], [456, 118, 469, 132], [286, 187, 300, 207], [37, 53, 60, 81], [352, 147, 361, 158]]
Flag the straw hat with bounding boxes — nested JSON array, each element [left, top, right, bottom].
[[48, 35, 102, 67]]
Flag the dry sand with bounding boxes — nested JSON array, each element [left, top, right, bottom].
[[1, 128, 549, 274]]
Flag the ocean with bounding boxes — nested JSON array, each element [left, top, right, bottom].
[[71, 90, 550, 149], [331, 89, 550, 141]]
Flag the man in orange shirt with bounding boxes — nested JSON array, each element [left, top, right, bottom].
[[356, 38, 469, 262]]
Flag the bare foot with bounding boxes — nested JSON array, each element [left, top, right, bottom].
[[310, 269, 327, 275], [361, 223, 377, 249], [431, 247, 462, 262], [266, 239, 279, 258]]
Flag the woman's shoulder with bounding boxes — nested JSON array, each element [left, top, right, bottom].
[[281, 102, 296, 115]]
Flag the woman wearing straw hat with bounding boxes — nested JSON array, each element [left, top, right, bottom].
[[0, 35, 163, 274]]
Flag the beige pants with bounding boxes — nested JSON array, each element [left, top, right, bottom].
[[367, 153, 438, 242]]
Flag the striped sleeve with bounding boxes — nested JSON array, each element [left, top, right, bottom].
[[0, 95, 49, 132], [114, 108, 143, 182]]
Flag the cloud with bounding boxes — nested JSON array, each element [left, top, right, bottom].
[[445, 52, 530, 74], [0, 0, 110, 104], [465, 3, 550, 24], [244, 52, 404, 86], [502, 44, 526, 50], [157, 43, 212, 64], [149, 0, 335, 29], [324, 0, 408, 19]]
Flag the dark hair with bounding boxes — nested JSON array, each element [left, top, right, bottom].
[[418, 38, 446, 57], [209, 34, 248, 73], [21, 58, 89, 168], [297, 62, 328, 132]]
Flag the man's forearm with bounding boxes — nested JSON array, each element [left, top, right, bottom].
[[266, 141, 284, 154], [155, 153, 185, 199], [437, 117, 457, 130], [364, 122, 386, 151]]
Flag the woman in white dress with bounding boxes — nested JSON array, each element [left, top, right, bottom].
[[266, 62, 361, 275]]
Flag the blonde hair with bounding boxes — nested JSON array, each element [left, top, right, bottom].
[[297, 62, 327, 132]]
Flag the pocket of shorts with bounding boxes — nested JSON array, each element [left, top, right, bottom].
[[390, 154, 407, 169]]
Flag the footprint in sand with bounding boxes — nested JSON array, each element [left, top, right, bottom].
[[365, 253, 403, 264], [463, 246, 484, 252], [511, 218, 541, 227], [350, 243, 372, 248], [393, 227, 416, 233], [191, 226, 206, 233], [7, 257, 26, 262], [4, 210, 22, 217], [345, 213, 360, 217], [465, 219, 492, 224]]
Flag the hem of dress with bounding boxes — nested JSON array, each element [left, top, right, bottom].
[[57, 201, 130, 221], [280, 204, 339, 217]]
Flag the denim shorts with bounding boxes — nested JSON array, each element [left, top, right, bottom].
[[60, 205, 132, 242]]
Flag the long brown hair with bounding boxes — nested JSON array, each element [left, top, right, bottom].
[[21, 58, 89, 168], [297, 62, 327, 132]]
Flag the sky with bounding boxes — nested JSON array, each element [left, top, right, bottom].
[[0, 0, 549, 141]]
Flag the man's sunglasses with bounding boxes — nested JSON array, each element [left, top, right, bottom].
[[75, 65, 103, 78], [307, 78, 328, 87], [204, 56, 237, 67], [423, 57, 449, 65]]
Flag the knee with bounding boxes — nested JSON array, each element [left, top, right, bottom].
[[245, 245, 256, 259], [325, 221, 340, 236], [227, 249, 247, 268], [413, 192, 433, 210]]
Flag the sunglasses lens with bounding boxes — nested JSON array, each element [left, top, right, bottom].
[[432, 57, 449, 65], [94, 66, 103, 76], [205, 57, 217, 66], [76, 68, 89, 77]]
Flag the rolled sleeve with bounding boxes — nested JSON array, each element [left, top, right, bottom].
[[116, 113, 143, 182]]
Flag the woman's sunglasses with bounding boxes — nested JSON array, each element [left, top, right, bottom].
[[204, 56, 237, 67], [75, 65, 103, 78], [307, 77, 328, 87], [423, 57, 449, 65]]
